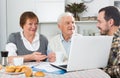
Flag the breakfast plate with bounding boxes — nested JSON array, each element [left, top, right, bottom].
[[0, 69, 24, 75], [6, 71, 24, 75]]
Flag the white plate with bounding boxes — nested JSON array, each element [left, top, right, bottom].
[[6, 71, 24, 75], [0, 69, 24, 75]]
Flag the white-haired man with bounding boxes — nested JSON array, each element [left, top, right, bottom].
[[47, 12, 77, 63]]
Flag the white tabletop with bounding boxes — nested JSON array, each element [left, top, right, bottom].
[[0, 62, 110, 78]]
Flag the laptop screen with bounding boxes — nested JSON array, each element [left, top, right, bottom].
[[66, 35, 113, 71], [51, 35, 113, 72]]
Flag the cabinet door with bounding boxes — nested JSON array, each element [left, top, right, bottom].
[[35, 0, 65, 22], [7, 0, 35, 37]]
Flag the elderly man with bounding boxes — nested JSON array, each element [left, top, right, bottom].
[[48, 12, 76, 63]]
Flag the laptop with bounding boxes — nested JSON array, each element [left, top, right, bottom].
[[50, 35, 113, 72]]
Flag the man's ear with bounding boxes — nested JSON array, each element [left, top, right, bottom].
[[109, 18, 114, 27], [58, 24, 61, 29]]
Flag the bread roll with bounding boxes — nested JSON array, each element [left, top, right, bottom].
[[5, 66, 16, 72], [22, 67, 33, 77], [34, 71, 45, 77], [5, 65, 33, 77], [15, 66, 22, 72]]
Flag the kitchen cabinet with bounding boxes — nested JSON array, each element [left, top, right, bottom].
[[35, 0, 65, 22]]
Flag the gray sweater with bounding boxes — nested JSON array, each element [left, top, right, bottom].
[[7, 32, 48, 61]]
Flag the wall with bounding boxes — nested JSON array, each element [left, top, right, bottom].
[[39, 23, 61, 41], [0, 0, 7, 62], [40, 0, 114, 40], [0, 0, 115, 51], [6, 0, 35, 37], [0, 0, 7, 50], [35, 0, 65, 22], [6, 0, 65, 38]]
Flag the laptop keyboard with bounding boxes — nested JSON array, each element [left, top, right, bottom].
[[50, 64, 67, 70], [59, 65, 67, 68]]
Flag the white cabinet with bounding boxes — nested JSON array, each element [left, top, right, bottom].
[[6, 0, 65, 37], [35, 0, 65, 22]]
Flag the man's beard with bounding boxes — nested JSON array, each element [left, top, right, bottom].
[[100, 29, 109, 35]]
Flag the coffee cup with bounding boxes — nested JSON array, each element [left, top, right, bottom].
[[55, 51, 64, 63], [13, 57, 23, 66]]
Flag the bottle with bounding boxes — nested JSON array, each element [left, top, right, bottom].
[[1, 51, 8, 66]]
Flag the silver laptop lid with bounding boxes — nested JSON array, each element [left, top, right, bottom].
[[67, 36, 113, 71]]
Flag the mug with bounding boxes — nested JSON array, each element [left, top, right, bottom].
[[55, 51, 64, 63], [13, 57, 23, 66]]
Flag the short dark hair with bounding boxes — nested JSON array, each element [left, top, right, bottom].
[[20, 11, 39, 28], [99, 6, 120, 26]]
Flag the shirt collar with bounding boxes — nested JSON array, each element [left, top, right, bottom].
[[113, 27, 120, 37], [20, 31, 39, 43], [60, 34, 71, 42]]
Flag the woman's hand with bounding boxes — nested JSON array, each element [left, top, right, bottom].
[[48, 52, 56, 62], [31, 52, 47, 62]]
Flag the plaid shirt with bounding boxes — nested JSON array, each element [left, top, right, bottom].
[[103, 27, 120, 78]]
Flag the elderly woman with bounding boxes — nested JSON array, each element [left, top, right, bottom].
[[6, 11, 52, 62]]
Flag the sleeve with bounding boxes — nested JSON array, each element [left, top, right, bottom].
[[47, 45, 53, 55], [5, 33, 17, 56], [103, 64, 120, 78], [103, 38, 120, 77], [7, 33, 16, 44], [46, 37, 55, 55]]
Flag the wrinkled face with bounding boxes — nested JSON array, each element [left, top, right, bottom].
[[58, 16, 75, 37], [97, 11, 111, 35], [23, 18, 38, 35]]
